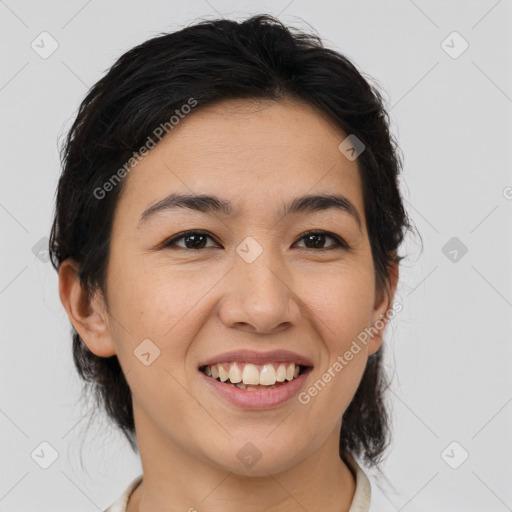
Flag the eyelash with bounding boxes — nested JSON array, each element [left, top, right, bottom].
[[161, 230, 349, 251]]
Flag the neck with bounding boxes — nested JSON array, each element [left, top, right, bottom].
[[128, 407, 356, 512]]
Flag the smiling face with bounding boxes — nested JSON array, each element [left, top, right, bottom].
[[64, 98, 397, 478]]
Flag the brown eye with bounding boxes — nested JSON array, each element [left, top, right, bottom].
[[295, 231, 348, 250], [162, 230, 348, 251], [163, 231, 219, 250]]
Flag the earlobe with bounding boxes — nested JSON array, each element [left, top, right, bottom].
[[367, 315, 384, 356], [58, 259, 117, 358]]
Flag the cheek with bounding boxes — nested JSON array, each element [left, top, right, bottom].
[[297, 264, 374, 409], [303, 262, 375, 344], [107, 257, 223, 356]]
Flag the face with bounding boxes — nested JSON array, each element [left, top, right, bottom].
[[65, 98, 396, 477]]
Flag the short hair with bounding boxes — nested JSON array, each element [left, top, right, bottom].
[[49, 14, 415, 467]]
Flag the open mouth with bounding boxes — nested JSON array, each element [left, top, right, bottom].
[[199, 362, 312, 391]]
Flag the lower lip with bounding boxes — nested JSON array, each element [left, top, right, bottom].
[[199, 368, 312, 410]]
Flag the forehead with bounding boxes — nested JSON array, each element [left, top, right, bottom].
[[114, 98, 365, 227]]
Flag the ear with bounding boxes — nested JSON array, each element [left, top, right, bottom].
[[58, 259, 117, 357], [367, 259, 399, 356]]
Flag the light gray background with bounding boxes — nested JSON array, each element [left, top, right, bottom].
[[1, 1, 511, 511]]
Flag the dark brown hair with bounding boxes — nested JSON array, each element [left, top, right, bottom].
[[49, 14, 415, 468]]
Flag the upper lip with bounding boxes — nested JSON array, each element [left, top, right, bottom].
[[198, 349, 314, 368]]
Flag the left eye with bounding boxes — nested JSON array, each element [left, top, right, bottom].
[[294, 231, 347, 250], [162, 230, 347, 251]]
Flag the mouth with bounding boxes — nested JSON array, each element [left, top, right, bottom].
[[199, 361, 312, 391], [198, 356, 314, 410], [197, 349, 314, 409]]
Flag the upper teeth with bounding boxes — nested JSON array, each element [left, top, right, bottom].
[[204, 362, 301, 385]]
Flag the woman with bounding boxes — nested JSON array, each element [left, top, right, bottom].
[[50, 14, 413, 512]]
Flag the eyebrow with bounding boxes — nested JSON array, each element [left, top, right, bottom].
[[138, 192, 362, 232]]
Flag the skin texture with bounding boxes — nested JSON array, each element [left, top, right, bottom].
[[59, 98, 398, 512]]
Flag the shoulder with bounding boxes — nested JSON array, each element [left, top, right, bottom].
[[103, 474, 143, 512]]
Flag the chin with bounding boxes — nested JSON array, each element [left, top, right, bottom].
[[202, 437, 308, 478]]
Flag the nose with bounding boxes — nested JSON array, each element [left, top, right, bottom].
[[218, 247, 301, 334]]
